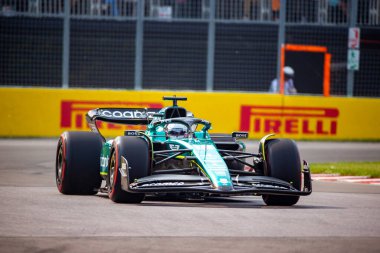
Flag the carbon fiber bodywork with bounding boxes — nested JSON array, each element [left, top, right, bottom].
[[120, 158, 312, 196]]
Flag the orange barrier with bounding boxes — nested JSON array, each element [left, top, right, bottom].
[[281, 44, 331, 97]]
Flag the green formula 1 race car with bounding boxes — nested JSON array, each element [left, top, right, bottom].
[[55, 96, 311, 206]]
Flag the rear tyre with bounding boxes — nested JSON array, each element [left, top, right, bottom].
[[56, 131, 103, 195], [262, 139, 301, 206], [108, 136, 150, 203]]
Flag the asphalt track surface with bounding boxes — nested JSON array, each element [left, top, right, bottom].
[[1, 139, 380, 253]]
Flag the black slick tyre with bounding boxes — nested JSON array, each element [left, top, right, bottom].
[[262, 139, 301, 206], [56, 131, 103, 195], [108, 136, 150, 203]]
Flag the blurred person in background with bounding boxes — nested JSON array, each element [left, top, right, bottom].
[[272, 0, 280, 20], [328, 0, 347, 23], [244, 0, 280, 21], [269, 66, 297, 95], [244, 0, 258, 20]]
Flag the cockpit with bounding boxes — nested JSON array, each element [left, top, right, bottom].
[[153, 120, 210, 140], [165, 123, 190, 139]]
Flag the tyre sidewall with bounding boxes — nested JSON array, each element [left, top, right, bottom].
[[109, 136, 150, 203], [56, 131, 103, 195], [263, 138, 301, 206], [265, 139, 301, 190]]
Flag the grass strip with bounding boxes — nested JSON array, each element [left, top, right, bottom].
[[310, 161, 380, 178]]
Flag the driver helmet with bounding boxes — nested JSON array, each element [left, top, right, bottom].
[[166, 123, 188, 139]]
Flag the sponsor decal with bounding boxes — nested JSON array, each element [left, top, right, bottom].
[[60, 100, 162, 130], [100, 156, 109, 168], [98, 109, 157, 119], [212, 169, 228, 176], [169, 144, 180, 150], [139, 182, 185, 187], [232, 132, 248, 139], [240, 105, 339, 136], [219, 178, 228, 184], [251, 182, 289, 190], [124, 130, 140, 136]]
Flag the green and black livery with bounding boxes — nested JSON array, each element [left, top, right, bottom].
[[56, 96, 311, 206]]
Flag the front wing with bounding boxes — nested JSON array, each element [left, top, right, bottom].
[[119, 157, 312, 196]]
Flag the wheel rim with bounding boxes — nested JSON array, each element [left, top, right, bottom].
[[56, 144, 64, 186], [109, 152, 116, 192]]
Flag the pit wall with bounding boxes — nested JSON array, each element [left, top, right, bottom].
[[1, 87, 380, 140]]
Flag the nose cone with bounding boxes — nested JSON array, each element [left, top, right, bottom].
[[191, 142, 233, 191]]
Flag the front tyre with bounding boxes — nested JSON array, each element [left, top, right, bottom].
[[108, 136, 150, 203], [56, 131, 103, 195], [262, 139, 301, 206]]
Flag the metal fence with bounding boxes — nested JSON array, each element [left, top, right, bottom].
[[0, 0, 379, 96]]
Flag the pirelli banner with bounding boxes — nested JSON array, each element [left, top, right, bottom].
[[1, 87, 380, 140]]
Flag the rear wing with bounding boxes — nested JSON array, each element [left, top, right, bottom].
[[86, 108, 161, 139]]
